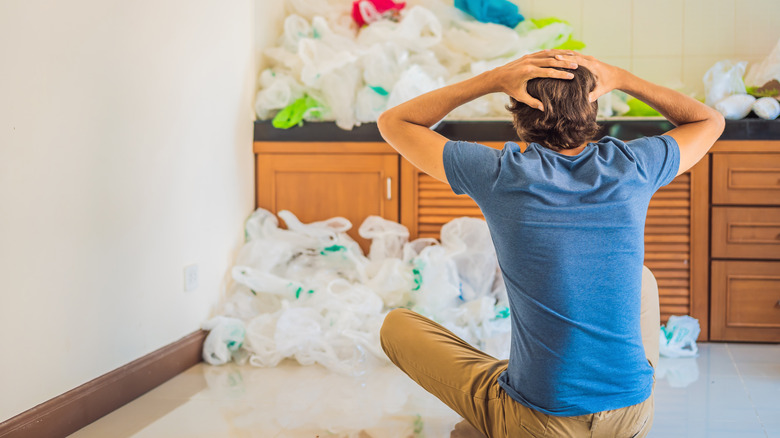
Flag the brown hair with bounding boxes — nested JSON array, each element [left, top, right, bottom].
[[506, 66, 599, 151]]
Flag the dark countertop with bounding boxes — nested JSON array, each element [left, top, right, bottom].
[[254, 117, 780, 142]]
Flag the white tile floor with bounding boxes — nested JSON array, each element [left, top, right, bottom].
[[69, 343, 780, 438]]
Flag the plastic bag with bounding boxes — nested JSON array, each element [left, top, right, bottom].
[[714, 93, 756, 120], [659, 315, 701, 358], [358, 215, 410, 261], [280, 14, 312, 53], [703, 60, 748, 106], [745, 37, 780, 98], [271, 95, 324, 128], [517, 18, 585, 50], [352, 0, 406, 27], [753, 96, 780, 120], [387, 64, 445, 110], [440, 217, 497, 301], [454, 0, 524, 28], [253, 70, 305, 119], [444, 20, 521, 59], [355, 86, 389, 123], [201, 316, 246, 365], [357, 6, 443, 52]]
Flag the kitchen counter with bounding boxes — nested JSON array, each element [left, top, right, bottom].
[[254, 117, 780, 142]]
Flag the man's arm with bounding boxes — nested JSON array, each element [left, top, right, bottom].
[[617, 72, 725, 176], [559, 52, 725, 177], [377, 50, 579, 183]]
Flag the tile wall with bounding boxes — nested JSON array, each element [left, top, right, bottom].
[[512, 0, 780, 97]]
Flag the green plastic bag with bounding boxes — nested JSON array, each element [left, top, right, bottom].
[[624, 98, 661, 117], [272, 95, 323, 129]]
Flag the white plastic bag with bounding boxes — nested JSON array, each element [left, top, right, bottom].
[[254, 69, 305, 119], [444, 20, 520, 60], [358, 215, 410, 262], [752, 96, 780, 120], [659, 315, 701, 358], [357, 6, 443, 52], [440, 217, 497, 301], [703, 60, 748, 106], [387, 64, 445, 110], [201, 316, 246, 365], [744, 37, 780, 91], [714, 93, 756, 120]]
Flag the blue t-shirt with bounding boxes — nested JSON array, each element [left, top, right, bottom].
[[442, 135, 680, 416]]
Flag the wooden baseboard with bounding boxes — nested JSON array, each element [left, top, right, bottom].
[[0, 330, 208, 438]]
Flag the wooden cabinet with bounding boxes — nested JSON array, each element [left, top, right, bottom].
[[254, 139, 780, 342], [255, 142, 399, 254], [710, 142, 780, 342]]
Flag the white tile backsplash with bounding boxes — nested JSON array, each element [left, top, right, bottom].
[[633, 55, 684, 88], [581, 0, 632, 57], [683, 0, 736, 57], [735, 0, 780, 57], [506, 0, 780, 94], [632, 0, 684, 56]]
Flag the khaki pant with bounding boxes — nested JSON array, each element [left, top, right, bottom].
[[380, 266, 660, 438]]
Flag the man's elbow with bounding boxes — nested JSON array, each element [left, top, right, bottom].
[[377, 110, 394, 134]]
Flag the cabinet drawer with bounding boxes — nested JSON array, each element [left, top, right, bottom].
[[710, 260, 780, 342], [712, 153, 780, 205], [711, 207, 780, 260]]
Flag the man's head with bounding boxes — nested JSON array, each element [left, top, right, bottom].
[[506, 65, 599, 151]]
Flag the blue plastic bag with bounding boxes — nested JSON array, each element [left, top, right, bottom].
[[454, 0, 524, 28]]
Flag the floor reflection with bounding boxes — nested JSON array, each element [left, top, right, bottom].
[[69, 343, 780, 438]]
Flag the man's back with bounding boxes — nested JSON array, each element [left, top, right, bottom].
[[443, 135, 680, 416]]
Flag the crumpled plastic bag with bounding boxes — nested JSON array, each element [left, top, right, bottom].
[[352, 0, 406, 27], [714, 93, 756, 120], [202, 316, 246, 365], [704, 60, 748, 106], [454, 0, 524, 28], [753, 96, 780, 120], [444, 19, 521, 59], [659, 315, 701, 358], [516, 18, 585, 51], [211, 209, 513, 374], [387, 64, 445, 110], [745, 37, 780, 98], [254, 69, 305, 119], [357, 5, 443, 52]]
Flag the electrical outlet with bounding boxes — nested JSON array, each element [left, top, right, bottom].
[[184, 264, 199, 292]]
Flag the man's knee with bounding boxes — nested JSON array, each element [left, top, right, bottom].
[[380, 308, 416, 359]]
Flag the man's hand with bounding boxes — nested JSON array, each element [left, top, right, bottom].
[[552, 51, 625, 103], [489, 49, 579, 111]]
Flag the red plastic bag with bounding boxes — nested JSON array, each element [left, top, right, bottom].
[[351, 0, 406, 27]]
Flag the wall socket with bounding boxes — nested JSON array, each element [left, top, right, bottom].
[[183, 264, 199, 292]]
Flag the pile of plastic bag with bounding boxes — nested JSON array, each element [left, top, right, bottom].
[[202, 208, 511, 376], [255, 0, 585, 129], [703, 37, 780, 120]]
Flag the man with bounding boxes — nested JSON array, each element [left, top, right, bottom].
[[376, 49, 724, 437]]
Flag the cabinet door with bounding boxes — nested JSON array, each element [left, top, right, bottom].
[[256, 154, 399, 254], [399, 147, 709, 330], [711, 260, 780, 342]]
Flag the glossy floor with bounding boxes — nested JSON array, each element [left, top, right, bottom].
[[69, 343, 780, 438]]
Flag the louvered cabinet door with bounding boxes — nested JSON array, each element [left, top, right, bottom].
[[399, 150, 709, 331], [400, 142, 504, 238]]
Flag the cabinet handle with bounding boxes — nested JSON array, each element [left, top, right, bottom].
[[386, 177, 392, 200], [776, 300, 780, 308]]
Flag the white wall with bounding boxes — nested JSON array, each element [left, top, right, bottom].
[[0, 0, 255, 421]]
